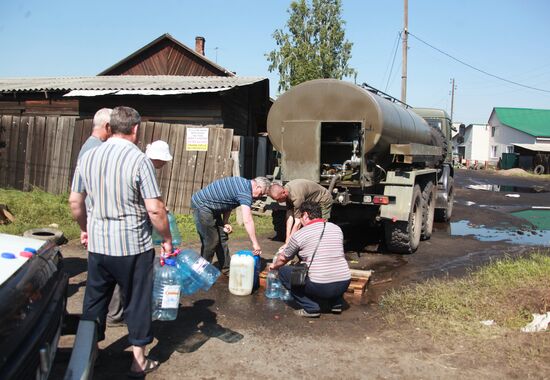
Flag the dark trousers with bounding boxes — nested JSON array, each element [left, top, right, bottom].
[[82, 250, 155, 346], [192, 207, 230, 270], [279, 266, 350, 313]]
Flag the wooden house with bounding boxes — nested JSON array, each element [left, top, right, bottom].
[[0, 34, 272, 212]]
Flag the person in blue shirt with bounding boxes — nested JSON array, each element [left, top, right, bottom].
[[191, 176, 270, 273]]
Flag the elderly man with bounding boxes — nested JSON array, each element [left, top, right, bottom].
[[78, 108, 112, 160], [268, 179, 333, 246], [191, 176, 271, 272], [69, 106, 171, 377], [76, 107, 124, 327]]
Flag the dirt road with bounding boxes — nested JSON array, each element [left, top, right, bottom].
[[52, 169, 550, 379]]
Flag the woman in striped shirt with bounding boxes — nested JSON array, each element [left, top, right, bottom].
[[270, 201, 351, 318]]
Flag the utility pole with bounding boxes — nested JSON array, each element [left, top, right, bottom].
[[401, 0, 408, 103], [449, 78, 456, 121]]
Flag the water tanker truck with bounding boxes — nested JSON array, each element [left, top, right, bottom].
[[267, 79, 454, 253]]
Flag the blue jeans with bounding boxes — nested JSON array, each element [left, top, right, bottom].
[[278, 266, 350, 313], [192, 207, 230, 271]]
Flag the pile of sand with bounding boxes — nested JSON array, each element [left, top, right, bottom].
[[497, 168, 529, 176]]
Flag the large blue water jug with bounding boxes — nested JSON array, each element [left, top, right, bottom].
[[152, 212, 182, 246], [152, 258, 181, 321], [176, 249, 220, 291], [175, 253, 202, 296]]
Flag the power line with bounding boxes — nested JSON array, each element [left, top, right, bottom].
[[384, 31, 402, 92], [408, 32, 550, 94]]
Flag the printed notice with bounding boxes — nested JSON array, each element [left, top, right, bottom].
[[186, 128, 209, 151]]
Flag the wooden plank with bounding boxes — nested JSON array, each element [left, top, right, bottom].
[[201, 127, 220, 189], [32, 117, 47, 189], [166, 124, 185, 212], [69, 119, 85, 177], [81, 119, 92, 147], [157, 122, 173, 204], [57, 117, 75, 193], [23, 117, 35, 191], [49, 118, 64, 194], [181, 125, 199, 214], [8, 116, 21, 188], [15, 116, 30, 190], [43, 117, 58, 192], [0, 115, 13, 187]]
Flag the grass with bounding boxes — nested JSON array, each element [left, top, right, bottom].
[[380, 251, 550, 335], [0, 187, 276, 242]]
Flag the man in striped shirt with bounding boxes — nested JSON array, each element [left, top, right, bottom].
[[69, 106, 170, 376], [270, 201, 351, 318], [191, 176, 271, 272]]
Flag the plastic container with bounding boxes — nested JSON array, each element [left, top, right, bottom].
[[264, 270, 281, 299], [152, 212, 182, 247], [279, 285, 292, 301], [168, 212, 182, 246], [174, 252, 203, 296], [152, 258, 181, 321], [176, 249, 220, 291], [236, 250, 260, 290], [228, 251, 255, 296]]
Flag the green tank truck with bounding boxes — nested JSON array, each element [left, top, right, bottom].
[[267, 79, 454, 253]]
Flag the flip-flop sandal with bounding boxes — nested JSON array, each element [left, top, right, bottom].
[[127, 358, 159, 378]]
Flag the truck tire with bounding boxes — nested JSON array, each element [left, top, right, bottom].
[[384, 185, 422, 254], [435, 177, 454, 222], [23, 227, 65, 245], [421, 181, 436, 240], [534, 165, 545, 175]]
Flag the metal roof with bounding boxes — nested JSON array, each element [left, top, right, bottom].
[[493, 107, 550, 138], [0, 76, 267, 93], [513, 143, 550, 153]]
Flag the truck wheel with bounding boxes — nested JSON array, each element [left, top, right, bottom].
[[421, 181, 436, 240], [384, 185, 422, 254], [435, 177, 454, 222]]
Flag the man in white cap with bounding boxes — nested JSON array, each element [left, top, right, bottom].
[[146, 140, 173, 169]]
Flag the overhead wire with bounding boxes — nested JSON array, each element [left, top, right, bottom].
[[384, 31, 402, 92], [407, 31, 550, 94]]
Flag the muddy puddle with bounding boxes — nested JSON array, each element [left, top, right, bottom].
[[466, 184, 547, 193], [449, 219, 550, 246]]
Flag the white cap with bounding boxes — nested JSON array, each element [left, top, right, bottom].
[[146, 140, 173, 161]]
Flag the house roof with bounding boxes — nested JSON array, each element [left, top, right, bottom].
[[0, 76, 266, 93], [513, 143, 550, 153], [493, 107, 550, 137], [98, 33, 235, 77]]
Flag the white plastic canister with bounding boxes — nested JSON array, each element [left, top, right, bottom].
[[228, 252, 255, 296]]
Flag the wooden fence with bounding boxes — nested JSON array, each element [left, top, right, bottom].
[[0, 115, 234, 214]]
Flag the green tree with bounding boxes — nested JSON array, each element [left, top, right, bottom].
[[267, 0, 357, 93]]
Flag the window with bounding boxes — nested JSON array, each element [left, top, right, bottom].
[[491, 126, 496, 137], [506, 146, 514, 153], [491, 145, 498, 158]]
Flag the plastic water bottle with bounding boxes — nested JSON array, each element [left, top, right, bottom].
[[152, 258, 181, 321], [229, 251, 255, 296], [265, 270, 281, 299], [176, 249, 220, 291], [279, 285, 292, 301], [174, 256, 202, 296], [168, 212, 182, 246], [152, 212, 182, 246], [235, 250, 260, 290]]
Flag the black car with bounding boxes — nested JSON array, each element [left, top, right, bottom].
[[0, 233, 68, 379]]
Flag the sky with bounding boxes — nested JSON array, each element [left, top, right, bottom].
[[1, 0, 549, 124]]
